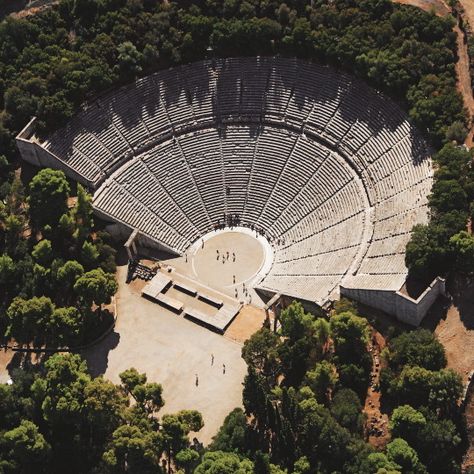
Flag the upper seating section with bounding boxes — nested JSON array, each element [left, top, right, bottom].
[[41, 57, 429, 189]]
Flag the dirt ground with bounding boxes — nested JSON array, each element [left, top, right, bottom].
[[460, 0, 474, 30], [394, 0, 450, 14], [364, 330, 391, 449], [421, 278, 474, 384], [459, 0, 474, 147], [428, 305, 474, 383], [225, 305, 267, 343], [82, 264, 248, 445], [7, 0, 58, 19]]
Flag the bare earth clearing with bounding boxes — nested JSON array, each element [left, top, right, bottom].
[[81, 264, 249, 445]]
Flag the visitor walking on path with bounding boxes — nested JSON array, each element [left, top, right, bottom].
[[223, 364, 226, 374], [195, 374, 199, 386], [211, 354, 214, 366]]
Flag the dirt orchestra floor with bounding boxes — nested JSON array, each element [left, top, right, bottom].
[[161, 227, 273, 307]]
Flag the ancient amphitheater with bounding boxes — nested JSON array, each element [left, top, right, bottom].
[[17, 57, 445, 325]]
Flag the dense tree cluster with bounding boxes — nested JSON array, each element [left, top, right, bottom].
[[196, 300, 461, 474], [406, 143, 474, 283], [216, 302, 371, 472], [0, 353, 203, 473], [0, 168, 117, 348], [197, 302, 465, 474], [380, 328, 464, 473]]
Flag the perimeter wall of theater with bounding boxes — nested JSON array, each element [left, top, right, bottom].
[[340, 277, 446, 326], [16, 120, 94, 189]]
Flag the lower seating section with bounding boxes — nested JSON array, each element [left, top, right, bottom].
[[36, 57, 433, 306]]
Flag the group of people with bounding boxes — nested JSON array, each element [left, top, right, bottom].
[[216, 250, 236, 263], [194, 354, 226, 387]]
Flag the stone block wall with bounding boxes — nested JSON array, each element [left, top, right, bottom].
[[340, 277, 445, 326]]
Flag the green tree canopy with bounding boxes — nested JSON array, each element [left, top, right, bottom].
[[6, 296, 54, 347], [241, 327, 280, 377], [210, 407, 247, 454], [28, 169, 70, 229], [4, 420, 51, 472], [195, 451, 254, 474], [74, 268, 117, 309], [386, 438, 427, 474], [385, 329, 446, 372]]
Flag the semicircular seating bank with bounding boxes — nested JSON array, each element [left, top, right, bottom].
[[16, 57, 443, 325]]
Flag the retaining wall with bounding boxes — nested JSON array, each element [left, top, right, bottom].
[[340, 277, 445, 326]]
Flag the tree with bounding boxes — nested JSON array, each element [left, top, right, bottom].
[[391, 366, 462, 413], [242, 367, 269, 424], [330, 388, 365, 435], [449, 230, 474, 273], [195, 451, 254, 474], [330, 311, 370, 360], [74, 268, 117, 311], [74, 184, 93, 241], [119, 367, 147, 393], [48, 306, 82, 346], [279, 301, 313, 343], [429, 368, 463, 416], [364, 452, 401, 474], [56, 260, 84, 297], [6, 296, 55, 347], [312, 317, 331, 355], [386, 329, 446, 372], [430, 179, 468, 214], [337, 362, 371, 399], [0, 253, 14, 286], [175, 448, 200, 474], [389, 405, 426, 444], [333, 298, 358, 315], [304, 361, 338, 405], [293, 456, 311, 474], [83, 377, 128, 443], [417, 411, 461, 473], [386, 438, 427, 474], [241, 327, 280, 377], [210, 407, 247, 453], [277, 302, 316, 385], [4, 214, 23, 256], [405, 223, 452, 281], [80, 240, 99, 270], [33, 353, 91, 426], [4, 420, 51, 473], [28, 169, 70, 229], [445, 120, 467, 143], [298, 397, 352, 472], [102, 424, 163, 473], [161, 410, 204, 470], [117, 41, 143, 78], [32, 239, 53, 267]]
